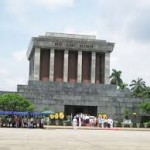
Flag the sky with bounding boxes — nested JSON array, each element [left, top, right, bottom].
[[0, 0, 150, 91]]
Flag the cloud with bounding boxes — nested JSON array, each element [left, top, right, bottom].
[[4, 0, 29, 23], [64, 26, 98, 37], [36, 0, 74, 9], [98, 0, 135, 31], [5, 0, 75, 15], [98, 0, 150, 42], [96, 0, 150, 86], [4, 0, 75, 27], [1, 0, 150, 91], [127, 8, 150, 43], [110, 39, 150, 86], [0, 68, 9, 76], [0, 50, 28, 91], [12, 50, 26, 62]]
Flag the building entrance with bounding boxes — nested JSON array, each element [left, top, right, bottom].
[[64, 105, 97, 117]]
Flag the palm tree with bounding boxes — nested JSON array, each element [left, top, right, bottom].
[[119, 82, 128, 90], [130, 77, 146, 97], [141, 86, 150, 98], [110, 69, 123, 86]]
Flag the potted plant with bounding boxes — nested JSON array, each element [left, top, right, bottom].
[[63, 120, 68, 126], [54, 113, 59, 125], [66, 115, 71, 121], [142, 119, 150, 128], [130, 122, 133, 128], [59, 112, 65, 125], [136, 123, 140, 128], [143, 122, 148, 128], [50, 114, 55, 125], [113, 120, 118, 127], [121, 122, 124, 127]]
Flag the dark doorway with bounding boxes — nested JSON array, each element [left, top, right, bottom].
[[64, 105, 97, 117]]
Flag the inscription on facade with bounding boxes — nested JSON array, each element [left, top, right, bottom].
[[55, 41, 94, 49]]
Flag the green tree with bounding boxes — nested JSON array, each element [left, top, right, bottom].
[[139, 102, 150, 113], [123, 108, 132, 119], [130, 78, 146, 97], [110, 69, 123, 87], [141, 86, 150, 98], [0, 93, 34, 111], [119, 82, 128, 90]]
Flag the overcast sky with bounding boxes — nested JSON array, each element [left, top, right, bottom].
[[0, 0, 150, 91]]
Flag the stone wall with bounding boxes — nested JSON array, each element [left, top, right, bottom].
[[15, 80, 144, 120]]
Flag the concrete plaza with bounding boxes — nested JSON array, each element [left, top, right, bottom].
[[0, 128, 150, 150]]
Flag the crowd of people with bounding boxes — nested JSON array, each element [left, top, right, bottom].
[[0, 113, 114, 129], [0, 115, 44, 128], [72, 113, 113, 129]]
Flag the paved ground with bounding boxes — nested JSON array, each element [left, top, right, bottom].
[[0, 127, 150, 150]]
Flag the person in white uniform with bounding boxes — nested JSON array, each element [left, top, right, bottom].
[[72, 117, 77, 129]]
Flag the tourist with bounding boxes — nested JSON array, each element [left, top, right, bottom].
[[89, 117, 94, 127], [8, 116, 12, 127], [101, 117, 104, 128], [28, 118, 31, 128], [0, 116, 1, 127], [79, 117, 82, 127], [72, 117, 77, 129], [40, 118, 44, 128], [14, 116, 19, 128], [108, 118, 113, 128]]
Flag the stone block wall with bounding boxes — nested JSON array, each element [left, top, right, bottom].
[[16, 80, 143, 120]]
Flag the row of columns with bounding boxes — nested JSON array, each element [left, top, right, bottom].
[[32, 48, 110, 84]]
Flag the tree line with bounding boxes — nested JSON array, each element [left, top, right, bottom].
[[110, 69, 150, 112], [0, 93, 34, 112]]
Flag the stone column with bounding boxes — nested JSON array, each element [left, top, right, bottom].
[[77, 51, 82, 83], [63, 50, 68, 82], [29, 54, 34, 80], [33, 47, 40, 80], [104, 52, 110, 84], [49, 48, 55, 81], [91, 51, 96, 83]]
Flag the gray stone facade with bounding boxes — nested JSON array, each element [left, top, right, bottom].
[[27, 32, 114, 83], [0, 32, 146, 121], [15, 80, 144, 121]]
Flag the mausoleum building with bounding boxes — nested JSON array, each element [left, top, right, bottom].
[[0, 32, 145, 121], [27, 32, 114, 84]]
